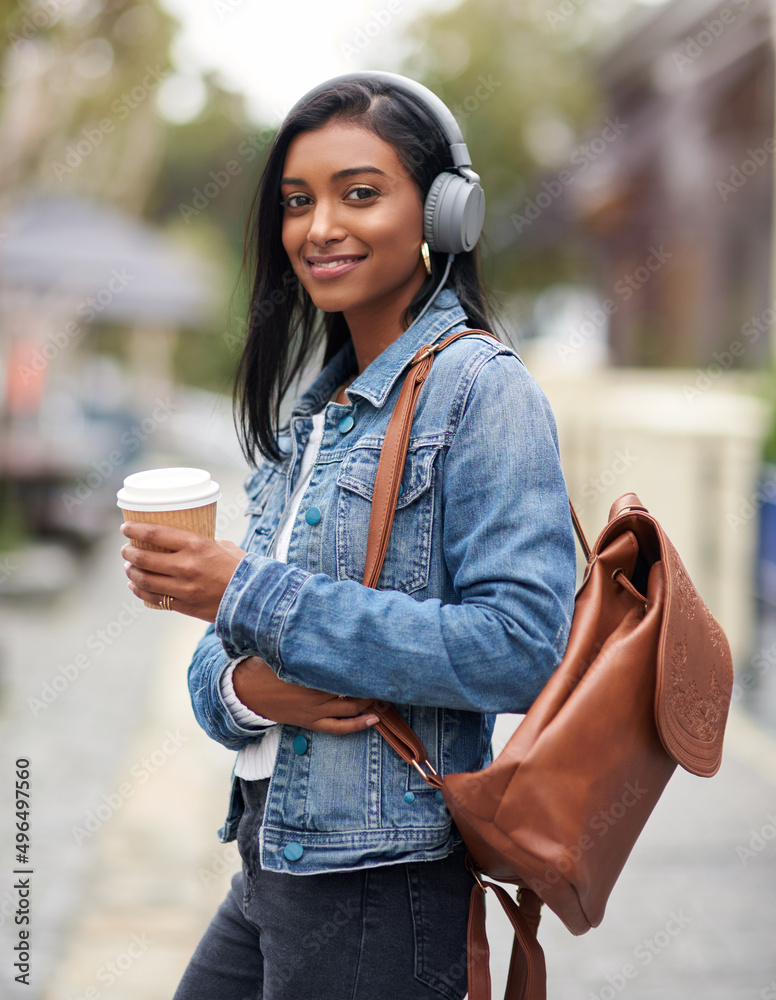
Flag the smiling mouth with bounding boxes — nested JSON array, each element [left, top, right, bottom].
[[306, 255, 366, 279], [308, 255, 365, 267]]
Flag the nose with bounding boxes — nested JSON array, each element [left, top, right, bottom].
[[306, 197, 346, 246]]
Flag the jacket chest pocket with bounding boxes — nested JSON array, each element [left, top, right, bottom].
[[242, 464, 285, 556], [335, 443, 438, 594]]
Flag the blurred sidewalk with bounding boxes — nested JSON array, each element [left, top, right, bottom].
[[39, 611, 776, 1000], [40, 612, 241, 1000]]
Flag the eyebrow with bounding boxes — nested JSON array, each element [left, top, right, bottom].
[[280, 166, 388, 186]]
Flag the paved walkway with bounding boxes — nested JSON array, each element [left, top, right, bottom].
[[33, 608, 776, 1000], [39, 613, 241, 1000]]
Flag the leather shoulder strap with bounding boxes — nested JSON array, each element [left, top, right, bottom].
[[361, 329, 497, 589], [362, 325, 588, 593], [362, 327, 584, 773], [362, 328, 548, 1000], [362, 329, 496, 770]]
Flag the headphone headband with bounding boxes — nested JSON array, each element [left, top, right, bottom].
[[287, 71, 475, 172], [284, 71, 485, 254]]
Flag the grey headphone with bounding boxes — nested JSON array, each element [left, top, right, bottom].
[[286, 71, 485, 255]]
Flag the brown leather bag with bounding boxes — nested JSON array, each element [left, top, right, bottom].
[[362, 330, 734, 1000]]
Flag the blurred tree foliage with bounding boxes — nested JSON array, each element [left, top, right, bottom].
[[400, 0, 612, 304], [154, 0, 619, 388], [0, 0, 247, 394], [0, 0, 625, 393], [0, 0, 177, 212], [144, 82, 270, 393]]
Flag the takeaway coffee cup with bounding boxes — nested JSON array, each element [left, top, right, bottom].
[[117, 467, 220, 608]]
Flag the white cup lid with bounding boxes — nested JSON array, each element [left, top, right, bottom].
[[117, 467, 220, 511]]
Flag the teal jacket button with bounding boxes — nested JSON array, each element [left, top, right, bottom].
[[292, 734, 308, 755], [435, 790, 444, 803], [284, 842, 304, 861], [305, 507, 321, 525], [404, 791, 415, 804], [338, 415, 355, 434]]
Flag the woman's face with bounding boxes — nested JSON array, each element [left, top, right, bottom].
[[280, 120, 427, 328]]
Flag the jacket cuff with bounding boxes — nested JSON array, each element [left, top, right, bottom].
[[215, 552, 308, 671], [219, 658, 278, 729]]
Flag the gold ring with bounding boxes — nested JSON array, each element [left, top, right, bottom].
[[159, 594, 173, 611], [337, 694, 346, 700]]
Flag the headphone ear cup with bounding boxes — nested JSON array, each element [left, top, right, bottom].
[[423, 172, 485, 255]]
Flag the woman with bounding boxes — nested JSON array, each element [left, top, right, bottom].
[[120, 73, 576, 1000]]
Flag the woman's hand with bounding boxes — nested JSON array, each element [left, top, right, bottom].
[[120, 521, 245, 622], [234, 657, 380, 735]]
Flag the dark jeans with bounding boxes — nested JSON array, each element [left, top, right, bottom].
[[172, 778, 472, 1000]]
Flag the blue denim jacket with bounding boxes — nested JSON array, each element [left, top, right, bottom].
[[188, 289, 576, 875]]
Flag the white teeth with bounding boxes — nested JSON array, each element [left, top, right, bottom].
[[312, 258, 360, 268]]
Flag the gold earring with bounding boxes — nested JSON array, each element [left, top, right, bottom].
[[421, 241, 432, 276]]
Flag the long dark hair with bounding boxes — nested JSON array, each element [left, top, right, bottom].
[[235, 76, 494, 464]]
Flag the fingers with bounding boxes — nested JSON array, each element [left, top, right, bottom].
[[324, 697, 375, 718], [126, 580, 164, 607], [120, 521, 203, 552], [121, 543, 177, 575], [123, 553, 175, 598], [309, 712, 380, 735]]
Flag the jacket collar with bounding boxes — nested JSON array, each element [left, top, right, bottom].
[[290, 290, 468, 417]]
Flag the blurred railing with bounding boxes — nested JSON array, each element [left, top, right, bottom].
[[529, 365, 770, 669]]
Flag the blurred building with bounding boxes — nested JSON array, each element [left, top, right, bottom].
[[0, 195, 221, 552], [510, 0, 776, 674], [574, 0, 774, 368]]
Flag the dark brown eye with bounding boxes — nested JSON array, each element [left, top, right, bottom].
[[345, 186, 378, 202], [281, 194, 313, 209]]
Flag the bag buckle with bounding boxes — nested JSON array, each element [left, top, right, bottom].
[[411, 758, 439, 783], [413, 343, 438, 364], [465, 854, 487, 893]]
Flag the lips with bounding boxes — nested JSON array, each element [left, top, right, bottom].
[[306, 254, 366, 280]]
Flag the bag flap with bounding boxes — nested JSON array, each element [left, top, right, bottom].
[[653, 526, 733, 776], [598, 497, 733, 777]]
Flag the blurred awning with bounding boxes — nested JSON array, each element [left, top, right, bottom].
[[0, 195, 222, 327]]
